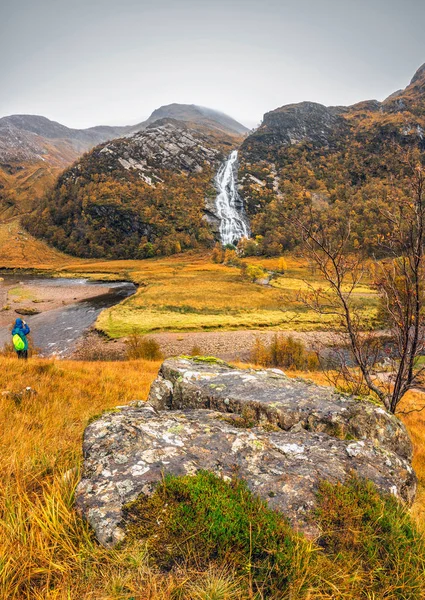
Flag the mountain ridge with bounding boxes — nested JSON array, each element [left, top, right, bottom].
[[0, 105, 248, 216], [0, 105, 248, 165]]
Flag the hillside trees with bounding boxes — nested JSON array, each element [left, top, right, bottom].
[[24, 168, 216, 259], [298, 155, 425, 414]]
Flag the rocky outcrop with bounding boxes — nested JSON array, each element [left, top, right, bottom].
[[76, 358, 416, 547], [87, 120, 222, 187], [241, 102, 348, 160], [151, 358, 412, 459]]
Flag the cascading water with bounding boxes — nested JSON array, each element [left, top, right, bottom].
[[215, 150, 250, 245]]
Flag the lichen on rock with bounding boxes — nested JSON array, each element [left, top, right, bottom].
[[76, 357, 416, 547]]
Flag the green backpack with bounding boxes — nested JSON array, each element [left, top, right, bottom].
[[12, 334, 25, 351]]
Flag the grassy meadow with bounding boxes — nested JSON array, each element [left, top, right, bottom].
[[0, 355, 424, 599], [86, 253, 377, 337], [0, 220, 378, 338]]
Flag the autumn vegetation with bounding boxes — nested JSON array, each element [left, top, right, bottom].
[[24, 166, 216, 259], [2, 65, 425, 598], [1, 355, 425, 599]]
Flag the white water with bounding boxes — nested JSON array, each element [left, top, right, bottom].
[[215, 150, 250, 245]]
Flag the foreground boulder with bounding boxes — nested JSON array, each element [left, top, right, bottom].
[[76, 357, 416, 547], [150, 358, 413, 460]]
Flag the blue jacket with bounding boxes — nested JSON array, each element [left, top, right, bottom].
[[12, 318, 30, 351]]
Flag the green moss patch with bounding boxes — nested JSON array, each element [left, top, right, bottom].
[[122, 472, 425, 599]]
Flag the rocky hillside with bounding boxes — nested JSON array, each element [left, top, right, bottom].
[[0, 106, 247, 221], [0, 115, 130, 218], [0, 114, 129, 164], [238, 63, 425, 255], [25, 120, 238, 258]]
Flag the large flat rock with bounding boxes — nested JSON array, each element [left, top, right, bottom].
[[76, 358, 416, 547], [150, 358, 413, 460]]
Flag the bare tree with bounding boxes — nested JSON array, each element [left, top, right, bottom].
[[297, 159, 425, 414]]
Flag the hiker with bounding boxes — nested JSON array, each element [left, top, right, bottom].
[[12, 318, 30, 360]]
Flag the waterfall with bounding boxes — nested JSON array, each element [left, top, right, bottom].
[[215, 150, 250, 246]]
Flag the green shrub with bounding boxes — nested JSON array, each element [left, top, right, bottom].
[[123, 472, 425, 598], [245, 264, 267, 282], [251, 334, 319, 370], [125, 334, 163, 361]]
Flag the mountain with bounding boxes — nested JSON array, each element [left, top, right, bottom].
[[0, 115, 131, 219], [0, 106, 248, 219], [0, 114, 130, 164], [237, 62, 425, 255], [24, 120, 237, 258], [130, 104, 249, 137], [20, 64, 425, 260]]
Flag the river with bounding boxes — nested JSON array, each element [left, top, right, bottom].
[[0, 274, 136, 357]]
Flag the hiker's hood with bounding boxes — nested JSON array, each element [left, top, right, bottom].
[[12, 318, 25, 335]]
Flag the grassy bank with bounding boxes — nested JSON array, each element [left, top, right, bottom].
[[0, 223, 378, 336], [0, 356, 424, 598], [94, 253, 378, 337]]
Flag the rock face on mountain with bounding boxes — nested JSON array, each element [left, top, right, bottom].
[[246, 102, 347, 153], [76, 357, 416, 547], [82, 119, 223, 186]]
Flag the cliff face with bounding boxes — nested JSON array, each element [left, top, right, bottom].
[[76, 357, 415, 547], [242, 102, 347, 159]]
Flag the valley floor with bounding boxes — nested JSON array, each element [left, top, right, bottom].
[[0, 220, 379, 342]]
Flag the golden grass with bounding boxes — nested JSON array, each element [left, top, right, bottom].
[[0, 224, 378, 337], [94, 252, 378, 337], [0, 219, 75, 270], [0, 357, 162, 599], [0, 356, 424, 598], [398, 390, 425, 530]]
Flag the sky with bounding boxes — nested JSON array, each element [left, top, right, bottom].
[[1, 0, 425, 129]]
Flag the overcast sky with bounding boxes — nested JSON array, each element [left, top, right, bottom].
[[1, 0, 425, 129]]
